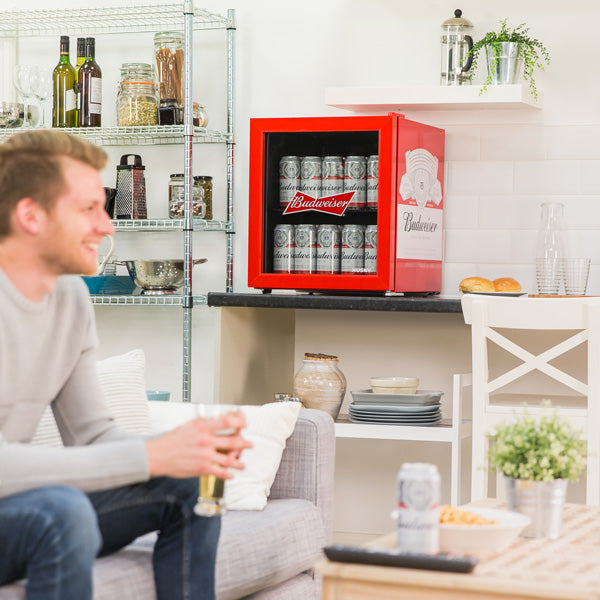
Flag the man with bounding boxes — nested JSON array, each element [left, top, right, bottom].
[[0, 129, 251, 600]]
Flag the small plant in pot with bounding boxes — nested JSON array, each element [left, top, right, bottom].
[[488, 402, 586, 539], [468, 18, 550, 100]]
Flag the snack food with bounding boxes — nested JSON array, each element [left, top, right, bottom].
[[493, 277, 522, 293], [458, 276, 495, 293], [440, 504, 497, 526]]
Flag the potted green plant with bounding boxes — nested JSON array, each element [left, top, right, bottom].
[[469, 18, 550, 100], [488, 402, 586, 539]]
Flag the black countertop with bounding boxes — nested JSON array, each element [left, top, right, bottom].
[[207, 292, 462, 313]]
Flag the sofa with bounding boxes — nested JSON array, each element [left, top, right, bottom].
[[0, 403, 335, 599]]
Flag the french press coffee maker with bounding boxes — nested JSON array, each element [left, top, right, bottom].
[[440, 9, 474, 85]]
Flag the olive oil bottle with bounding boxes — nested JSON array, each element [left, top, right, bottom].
[[52, 36, 76, 128]]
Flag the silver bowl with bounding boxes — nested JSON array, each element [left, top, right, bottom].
[[117, 259, 207, 294], [0, 102, 24, 128]]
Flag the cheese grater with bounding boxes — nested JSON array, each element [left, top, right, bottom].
[[114, 154, 147, 219]]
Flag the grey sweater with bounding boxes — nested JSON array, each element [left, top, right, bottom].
[[0, 269, 149, 498]]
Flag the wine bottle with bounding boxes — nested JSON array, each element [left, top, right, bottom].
[[77, 37, 102, 127], [52, 36, 76, 128]]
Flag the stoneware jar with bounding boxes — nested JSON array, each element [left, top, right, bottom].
[[293, 353, 346, 419]]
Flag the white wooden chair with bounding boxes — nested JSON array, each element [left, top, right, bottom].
[[461, 294, 600, 505]]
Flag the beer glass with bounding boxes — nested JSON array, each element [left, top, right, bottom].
[[193, 404, 239, 517]]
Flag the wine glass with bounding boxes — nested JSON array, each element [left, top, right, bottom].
[[13, 65, 39, 129], [31, 69, 53, 129]]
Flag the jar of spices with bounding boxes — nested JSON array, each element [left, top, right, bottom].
[[192, 102, 209, 127], [168, 173, 206, 219], [117, 63, 158, 126], [193, 175, 213, 220], [154, 32, 184, 109]]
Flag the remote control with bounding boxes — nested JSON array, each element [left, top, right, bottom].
[[324, 544, 478, 573]]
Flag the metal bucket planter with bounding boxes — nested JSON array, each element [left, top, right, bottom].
[[506, 477, 567, 539], [485, 42, 521, 85]]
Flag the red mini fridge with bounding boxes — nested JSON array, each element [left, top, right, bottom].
[[247, 114, 445, 294]]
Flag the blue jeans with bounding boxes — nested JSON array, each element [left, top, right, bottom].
[[0, 478, 220, 600]]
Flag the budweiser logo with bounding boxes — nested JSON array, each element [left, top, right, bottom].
[[283, 191, 354, 216]]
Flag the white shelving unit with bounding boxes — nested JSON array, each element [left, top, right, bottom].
[[325, 84, 541, 112], [0, 2, 236, 402]]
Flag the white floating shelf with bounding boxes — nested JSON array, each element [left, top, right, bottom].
[[325, 84, 541, 112]]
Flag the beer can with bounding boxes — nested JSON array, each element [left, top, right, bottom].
[[341, 224, 364, 275], [273, 224, 295, 273], [344, 155, 367, 210], [279, 156, 300, 210], [294, 224, 317, 274], [316, 224, 341, 274], [364, 224, 377, 274], [367, 155, 379, 209], [396, 463, 440, 554], [300, 156, 322, 198], [321, 156, 344, 197]]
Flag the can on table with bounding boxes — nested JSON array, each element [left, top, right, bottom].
[[300, 156, 322, 199], [321, 156, 344, 197], [344, 155, 367, 210], [341, 224, 365, 275], [279, 156, 300, 210], [294, 223, 317, 274], [273, 224, 295, 273], [396, 463, 440, 555], [364, 224, 377, 274], [367, 155, 379, 209], [316, 224, 341, 274]]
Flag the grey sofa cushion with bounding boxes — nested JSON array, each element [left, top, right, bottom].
[[216, 498, 325, 600]]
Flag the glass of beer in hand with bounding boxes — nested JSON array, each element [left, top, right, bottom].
[[194, 404, 240, 517]]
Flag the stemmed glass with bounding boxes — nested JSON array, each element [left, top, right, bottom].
[[13, 65, 39, 129], [31, 69, 53, 129]]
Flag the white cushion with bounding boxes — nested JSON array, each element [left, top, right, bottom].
[[31, 349, 152, 447]]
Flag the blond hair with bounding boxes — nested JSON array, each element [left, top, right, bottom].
[[0, 130, 107, 239]]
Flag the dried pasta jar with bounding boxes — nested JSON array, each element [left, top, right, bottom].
[[293, 353, 346, 419], [194, 175, 213, 220], [154, 32, 184, 109]]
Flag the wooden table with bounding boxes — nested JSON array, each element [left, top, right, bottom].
[[316, 503, 600, 600]]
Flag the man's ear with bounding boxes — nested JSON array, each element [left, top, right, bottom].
[[12, 197, 47, 235]]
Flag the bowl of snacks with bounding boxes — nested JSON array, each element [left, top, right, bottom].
[[439, 505, 530, 559]]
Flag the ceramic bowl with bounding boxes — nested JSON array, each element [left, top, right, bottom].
[[370, 376, 419, 394], [146, 390, 171, 402], [439, 506, 530, 559]]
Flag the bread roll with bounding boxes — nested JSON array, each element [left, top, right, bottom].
[[459, 277, 495, 293], [493, 277, 522, 292]]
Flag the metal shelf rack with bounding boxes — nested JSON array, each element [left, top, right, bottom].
[[0, 2, 236, 402]]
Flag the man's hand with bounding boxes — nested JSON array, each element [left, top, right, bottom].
[[145, 411, 252, 480]]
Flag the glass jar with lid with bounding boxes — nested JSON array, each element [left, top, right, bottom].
[[117, 63, 158, 126], [193, 102, 209, 127], [169, 173, 206, 219], [193, 175, 213, 220], [154, 32, 184, 109]]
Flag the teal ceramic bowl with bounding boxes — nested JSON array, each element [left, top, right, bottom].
[[146, 390, 171, 402]]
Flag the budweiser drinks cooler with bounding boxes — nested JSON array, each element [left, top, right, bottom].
[[248, 114, 445, 294]]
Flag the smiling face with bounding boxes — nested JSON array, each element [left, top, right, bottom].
[[37, 157, 114, 276]]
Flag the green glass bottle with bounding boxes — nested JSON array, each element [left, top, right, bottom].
[[75, 37, 86, 123], [52, 36, 76, 128], [77, 37, 102, 127]]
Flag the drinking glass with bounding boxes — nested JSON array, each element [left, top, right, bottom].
[[13, 65, 39, 129], [31, 69, 53, 129], [193, 404, 240, 517], [563, 258, 591, 296]]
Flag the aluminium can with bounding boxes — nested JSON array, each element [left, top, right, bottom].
[[321, 156, 344, 197], [279, 156, 301, 210], [340, 224, 365, 275], [293, 223, 317, 274], [300, 156, 322, 198], [316, 224, 341, 274], [364, 224, 377, 274], [367, 155, 379, 209], [343, 155, 367, 210], [396, 463, 440, 555], [273, 224, 295, 273]]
